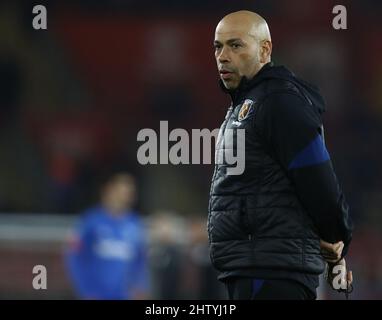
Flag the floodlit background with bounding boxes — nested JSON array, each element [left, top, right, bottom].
[[0, 0, 381, 299]]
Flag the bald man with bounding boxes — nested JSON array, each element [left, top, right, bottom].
[[207, 11, 354, 300]]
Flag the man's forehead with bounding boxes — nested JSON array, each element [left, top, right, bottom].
[[214, 30, 253, 42]]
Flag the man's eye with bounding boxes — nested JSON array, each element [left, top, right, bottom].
[[214, 45, 222, 50], [232, 43, 241, 49]]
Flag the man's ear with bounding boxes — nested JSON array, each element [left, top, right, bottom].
[[260, 40, 272, 63]]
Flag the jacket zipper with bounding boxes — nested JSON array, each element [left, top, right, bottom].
[[210, 104, 234, 187], [208, 104, 235, 236], [241, 197, 253, 240]]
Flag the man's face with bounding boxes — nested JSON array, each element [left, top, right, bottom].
[[214, 25, 261, 90], [102, 178, 136, 214]]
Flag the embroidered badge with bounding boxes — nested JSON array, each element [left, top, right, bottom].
[[238, 99, 255, 121]]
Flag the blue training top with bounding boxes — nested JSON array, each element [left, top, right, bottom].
[[65, 205, 150, 299]]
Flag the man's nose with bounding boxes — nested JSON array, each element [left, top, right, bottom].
[[217, 46, 230, 63]]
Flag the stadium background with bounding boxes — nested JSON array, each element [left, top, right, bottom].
[[0, 0, 381, 299]]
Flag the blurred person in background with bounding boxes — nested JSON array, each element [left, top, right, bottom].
[[64, 172, 150, 300], [182, 216, 225, 299], [147, 212, 184, 299], [208, 10, 353, 300]]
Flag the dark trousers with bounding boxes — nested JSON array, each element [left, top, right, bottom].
[[224, 277, 316, 300]]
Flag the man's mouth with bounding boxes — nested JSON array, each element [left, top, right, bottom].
[[219, 69, 234, 80]]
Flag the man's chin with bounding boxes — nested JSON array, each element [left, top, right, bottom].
[[222, 80, 238, 91]]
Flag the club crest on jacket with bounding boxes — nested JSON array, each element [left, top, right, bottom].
[[238, 99, 254, 121]]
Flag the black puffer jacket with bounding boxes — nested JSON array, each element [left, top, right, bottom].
[[208, 62, 353, 280]]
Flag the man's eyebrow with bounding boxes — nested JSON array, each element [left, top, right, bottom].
[[226, 38, 243, 44], [213, 38, 244, 45]]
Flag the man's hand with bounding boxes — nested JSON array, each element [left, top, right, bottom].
[[320, 239, 344, 263], [325, 258, 353, 294]]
